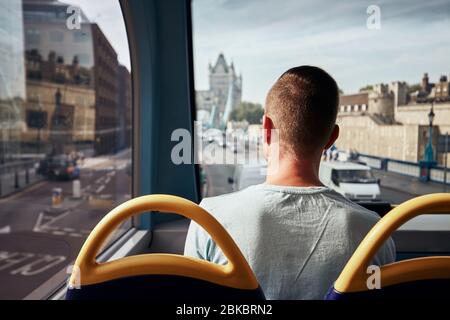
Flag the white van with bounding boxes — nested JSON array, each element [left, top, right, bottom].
[[319, 161, 381, 202]]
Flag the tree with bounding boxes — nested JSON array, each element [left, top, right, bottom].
[[408, 83, 422, 94], [359, 85, 373, 92], [230, 101, 264, 124]]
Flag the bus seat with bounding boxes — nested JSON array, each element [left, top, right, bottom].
[[326, 194, 450, 300], [66, 195, 265, 300]]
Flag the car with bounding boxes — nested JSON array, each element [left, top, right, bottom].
[[38, 155, 80, 181], [319, 161, 381, 202]]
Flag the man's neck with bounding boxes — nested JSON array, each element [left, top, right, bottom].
[[265, 155, 323, 187]]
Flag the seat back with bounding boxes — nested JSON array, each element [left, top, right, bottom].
[[326, 194, 450, 300], [66, 195, 265, 300]]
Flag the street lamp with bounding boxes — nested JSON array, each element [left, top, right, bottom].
[[419, 101, 437, 182], [36, 96, 43, 156], [428, 103, 435, 126], [424, 102, 435, 162]]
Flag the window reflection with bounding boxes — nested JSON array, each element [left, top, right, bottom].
[[0, 0, 132, 299], [192, 0, 450, 206]]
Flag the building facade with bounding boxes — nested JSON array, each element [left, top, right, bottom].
[[22, 0, 96, 155], [91, 23, 119, 155], [337, 74, 450, 165], [0, 0, 26, 163], [21, 0, 130, 156], [117, 65, 132, 150], [24, 78, 95, 155]]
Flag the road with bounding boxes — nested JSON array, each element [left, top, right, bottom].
[[373, 169, 448, 204], [379, 186, 414, 204], [201, 143, 434, 204], [201, 141, 265, 197], [1, 141, 447, 299], [0, 149, 131, 299]]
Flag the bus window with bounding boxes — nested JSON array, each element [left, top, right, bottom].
[[0, 0, 132, 299], [192, 1, 450, 226]]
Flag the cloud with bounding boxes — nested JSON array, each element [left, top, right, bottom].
[[193, 0, 450, 103], [62, 0, 450, 103]]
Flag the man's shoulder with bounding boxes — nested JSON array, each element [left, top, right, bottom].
[[325, 191, 395, 257], [199, 185, 264, 215], [325, 190, 381, 223]]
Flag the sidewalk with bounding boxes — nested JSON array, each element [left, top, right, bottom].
[[79, 157, 110, 169], [79, 148, 132, 169], [0, 168, 44, 199], [373, 169, 448, 196]]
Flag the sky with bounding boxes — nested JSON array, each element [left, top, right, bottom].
[[193, 0, 450, 104], [66, 0, 450, 104], [66, 0, 131, 70]]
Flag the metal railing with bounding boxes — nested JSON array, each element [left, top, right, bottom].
[[355, 152, 449, 185]]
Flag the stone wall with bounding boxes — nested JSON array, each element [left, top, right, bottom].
[[395, 102, 450, 133], [336, 114, 420, 162], [337, 81, 450, 165]]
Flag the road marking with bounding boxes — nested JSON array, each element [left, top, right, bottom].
[[116, 163, 127, 170], [107, 171, 116, 177], [0, 251, 67, 276], [83, 170, 116, 196], [95, 176, 106, 184], [33, 213, 46, 232], [33, 210, 72, 232], [68, 233, 84, 238], [96, 185, 106, 194], [35, 227, 90, 238], [0, 226, 11, 234], [33, 211, 92, 238], [0, 251, 35, 272], [24, 158, 127, 239]]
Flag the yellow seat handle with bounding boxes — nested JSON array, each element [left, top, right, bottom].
[[335, 193, 450, 293], [69, 195, 259, 290]]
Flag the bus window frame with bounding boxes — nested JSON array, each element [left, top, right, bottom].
[[44, 0, 199, 299], [124, 0, 200, 230], [19, 0, 140, 300]]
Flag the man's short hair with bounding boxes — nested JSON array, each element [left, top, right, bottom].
[[265, 66, 339, 156]]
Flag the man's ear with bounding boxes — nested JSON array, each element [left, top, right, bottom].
[[324, 125, 339, 150], [263, 114, 274, 145]]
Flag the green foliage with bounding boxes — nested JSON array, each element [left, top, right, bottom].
[[408, 83, 422, 93], [359, 85, 373, 92], [230, 101, 264, 124]]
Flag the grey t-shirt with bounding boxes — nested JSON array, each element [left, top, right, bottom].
[[184, 184, 396, 300]]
